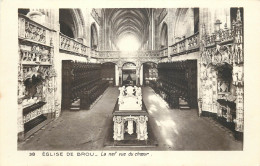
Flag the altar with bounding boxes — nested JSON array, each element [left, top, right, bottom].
[[112, 86, 149, 141]]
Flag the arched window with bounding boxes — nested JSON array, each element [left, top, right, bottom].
[[91, 23, 98, 50], [160, 23, 168, 49]]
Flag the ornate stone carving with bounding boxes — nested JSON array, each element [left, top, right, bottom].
[[113, 115, 148, 141], [234, 86, 243, 132], [199, 8, 244, 132], [60, 33, 89, 57], [232, 65, 243, 86], [24, 21, 46, 44], [118, 86, 142, 110], [127, 120, 134, 135], [20, 44, 51, 65], [136, 116, 148, 140], [18, 14, 59, 139], [113, 116, 124, 140], [55, 99, 61, 118], [170, 32, 199, 56]]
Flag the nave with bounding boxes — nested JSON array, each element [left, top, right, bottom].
[[18, 87, 242, 151]]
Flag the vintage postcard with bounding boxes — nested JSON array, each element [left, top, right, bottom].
[[0, 0, 260, 166]]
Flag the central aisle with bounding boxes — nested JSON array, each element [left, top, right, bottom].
[[18, 87, 242, 150]]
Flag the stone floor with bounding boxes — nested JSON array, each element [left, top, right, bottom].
[[18, 87, 243, 151]]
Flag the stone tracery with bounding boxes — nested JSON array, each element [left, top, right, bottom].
[[16, 7, 245, 144], [199, 8, 244, 134]]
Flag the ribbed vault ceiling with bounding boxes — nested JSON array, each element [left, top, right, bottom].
[[103, 8, 152, 49]]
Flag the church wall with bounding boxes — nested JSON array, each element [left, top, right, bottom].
[[155, 9, 169, 50], [199, 8, 244, 138], [17, 7, 244, 141], [200, 8, 231, 35], [173, 8, 195, 43], [167, 8, 177, 48], [18, 11, 60, 140], [17, 8, 100, 140], [157, 8, 244, 139], [83, 8, 101, 50]]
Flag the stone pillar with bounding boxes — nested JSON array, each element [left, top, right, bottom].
[[140, 65, 143, 86], [118, 67, 122, 86], [136, 116, 148, 140], [115, 65, 119, 86], [113, 116, 124, 141], [53, 9, 61, 118], [136, 67, 140, 86]]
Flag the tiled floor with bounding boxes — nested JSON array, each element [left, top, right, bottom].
[[18, 87, 243, 151]]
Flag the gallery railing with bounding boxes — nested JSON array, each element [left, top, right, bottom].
[[59, 33, 90, 57], [90, 49, 99, 58], [169, 32, 200, 56], [159, 48, 168, 57], [18, 14, 52, 46], [97, 50, 164, 59], [204, 28, 234, 48]]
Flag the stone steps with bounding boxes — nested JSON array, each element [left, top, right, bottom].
[[179, 97, 190, 110], [70, 99, 80, 111]]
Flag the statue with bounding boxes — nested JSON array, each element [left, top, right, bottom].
[[125, 86, 134, 96], [137, 116, 148, 140], [118, 86, 142, 110], [113, 116, 124, 140]]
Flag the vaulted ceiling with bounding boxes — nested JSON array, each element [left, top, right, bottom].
[[102, 8, 152, 49]]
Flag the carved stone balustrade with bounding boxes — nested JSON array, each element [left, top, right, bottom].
[[187, 32, 199, 50], [204, 28, 234, 48], [91, 50, 99, 58], [169, 32, 200, 56], [59, 33, 90, 57], [159, 48, 168, 57], [138, 50, 160, 57], [201, 26, 243, 66], [19, 14, 51, 46], [219, 28, 234, 43], [98, 51, 120, 58], [179, 40, 186, 52], [97, 50, 162, 59], [205, 34, 216, 47], [171, 44, 178, 54]]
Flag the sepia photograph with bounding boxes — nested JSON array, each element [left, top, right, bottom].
[[17, 7, 244, 151], [0, 1, 260, 166]]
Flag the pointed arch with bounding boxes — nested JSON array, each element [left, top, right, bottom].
[[160, 22, 168, 49], [59, 9, 86, 43], [91, 23, 98, 50]]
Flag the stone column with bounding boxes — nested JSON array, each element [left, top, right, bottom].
[[136, 67, 140, 86], [115, 65, 119, 86], [140, 65, 144, 86], [113, 116, 124, 141], [53, 9, 61, 118], [136, 116, 148, 140], [118, 67, 122, 86]]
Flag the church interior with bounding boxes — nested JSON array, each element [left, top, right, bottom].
[[17, 8, 244, 150]]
